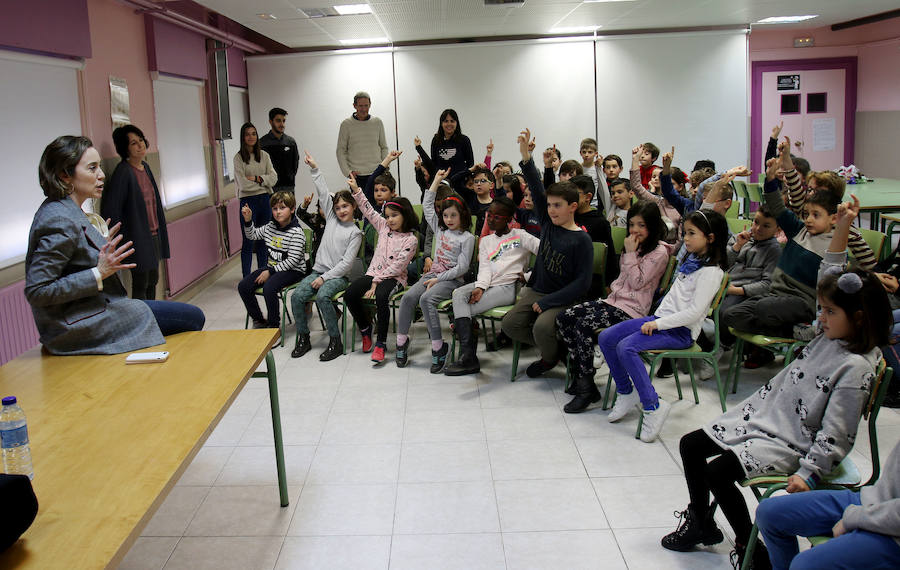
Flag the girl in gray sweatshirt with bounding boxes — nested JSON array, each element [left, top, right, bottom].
[[661, 198, 894, 568]]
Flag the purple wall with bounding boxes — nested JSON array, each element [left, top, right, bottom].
[[165, 207, 223, 295], [0, 0, 91, 58], [145, 16, 207, 80], [227, 46, 247, 87]]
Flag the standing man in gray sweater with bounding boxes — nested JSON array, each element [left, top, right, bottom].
[[336, 91, 388, 204]]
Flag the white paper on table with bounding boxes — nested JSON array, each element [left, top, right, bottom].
[[812, 118, 836, 152]]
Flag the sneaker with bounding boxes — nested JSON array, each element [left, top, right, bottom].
[[792, 323, 818, 342], [525, 358, 558, 378], [607, 389, 640, 423], [693, 359, 715, 381], [430, 343, 449, 374], [371, 345, 385, 364], [396, 338, 410, 368], [661, 506, 724, 552], [592, 345, 605, 369], [640, 399, 672, 443], [361, 328, 373, 353], [251, 319, 266, 329]]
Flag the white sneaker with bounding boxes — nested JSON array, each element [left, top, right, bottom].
[[693, 359, 715, 380], [593, 345, 605, 369], [640, 399, 672, 443], [607, 389, 640, 423]]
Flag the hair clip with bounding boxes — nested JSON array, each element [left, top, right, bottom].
[[837, 272, 863, 294], [823, 265, 843, 278]]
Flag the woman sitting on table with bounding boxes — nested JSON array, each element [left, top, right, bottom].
[[25, 136, 205, 355]]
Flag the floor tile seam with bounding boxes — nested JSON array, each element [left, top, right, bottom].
[[150, 485, 216, 541]]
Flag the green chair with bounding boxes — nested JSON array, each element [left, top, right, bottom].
[[629, 272, 732, 437], [732, 180, 749, 218], [727, 218, 750, 235], [479, 303, 520, 381], [725, 330, 807, 395], [412, 203, 423, 223], [611, 226, 627, 255], [857, 228, 887, 262], [738, 361, 893, 570], [745, 183, 763, 217]]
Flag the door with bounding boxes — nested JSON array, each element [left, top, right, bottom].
[[761, 68, 846, 172]]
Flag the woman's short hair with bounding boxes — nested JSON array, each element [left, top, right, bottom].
[[112, 125, 148, 161], [39, 135, 93, 200]]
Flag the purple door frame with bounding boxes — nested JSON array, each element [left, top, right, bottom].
[[750, 57, 857, 176]]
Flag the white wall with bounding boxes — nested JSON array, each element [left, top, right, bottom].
[[595, 31, 749, 174], [246, 49, 396, 201], [247, 31, 748, 205]]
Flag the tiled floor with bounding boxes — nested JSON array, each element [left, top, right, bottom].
[[119, 262, 900, 570]]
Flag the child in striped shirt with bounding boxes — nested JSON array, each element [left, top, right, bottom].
[[238, 191, 307, 332]]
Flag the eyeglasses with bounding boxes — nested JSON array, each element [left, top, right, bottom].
[[473, 178, 490, 184], [486, 211, 511, 220]]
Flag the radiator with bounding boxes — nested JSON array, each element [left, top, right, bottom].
[[165, 206, 223, 295], [0, 281, 40, 366]]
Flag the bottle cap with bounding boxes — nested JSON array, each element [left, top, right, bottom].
[[2, 396, 16, 406]]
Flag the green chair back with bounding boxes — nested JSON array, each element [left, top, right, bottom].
[[745, 183, 763, 204], [727, 218, 750, 235], [412, 203, 423, 223], [611, 226, 627, 254], [858, 228, 887, 262], [657, 255, 678, 295]]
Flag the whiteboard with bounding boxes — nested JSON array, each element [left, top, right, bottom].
[[393, 39, 597, 202], [152, 75, 210, 208], [222, 86, 249, 183], [594, 31, 748, 175], [0, 50, 82, 269], [246, 49, 396, 203]]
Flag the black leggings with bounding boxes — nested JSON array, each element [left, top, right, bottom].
[[680, 429, 753, 544], [344, 275, 399, 344]]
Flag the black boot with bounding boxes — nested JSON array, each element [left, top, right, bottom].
[[319, 335, 343, 362], [444, 317, 480, 376], [730, 540, 770, 570], [563, 374, 602, 413], [661, 504, 724, 552], [291, 334, 311, 358]]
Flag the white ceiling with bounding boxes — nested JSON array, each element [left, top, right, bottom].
[[192, 0, 900, 49]]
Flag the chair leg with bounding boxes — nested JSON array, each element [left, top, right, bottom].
[[712, 359, 727, 412], [341, 303, 348, 355], [510, 341, 520, 382], [669, 358, 684, 401], [729, 337, 745, 394], [740, 524, 761, 570], [635, 411, 644, 440], [565, 355, 572, 392], [603, 374, 615, 410], [245, 313, 250, 329], [686, 359, 699, 404]]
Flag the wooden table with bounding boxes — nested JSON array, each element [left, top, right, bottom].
[[0, 330, 287, 569]]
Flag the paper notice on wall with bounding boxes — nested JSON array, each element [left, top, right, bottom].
[[110, 76, 130, 129], [812, 118, 836, 152]]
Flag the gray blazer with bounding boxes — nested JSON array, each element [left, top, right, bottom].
[[25, 197, 164, 355]]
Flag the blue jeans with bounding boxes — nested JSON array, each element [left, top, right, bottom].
[[597, 316, 692, 410], [756, 489, 900, 570], [289, 272, 349, 337], [142, 300, 205, 336], [239, 194, 271, 277]]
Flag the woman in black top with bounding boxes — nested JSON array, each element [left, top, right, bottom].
[[430, 109, 473, 175]]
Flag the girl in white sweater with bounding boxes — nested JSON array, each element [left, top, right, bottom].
[[598, 209, 729, 443]]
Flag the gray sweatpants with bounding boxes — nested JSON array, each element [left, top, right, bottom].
[[451, 282, 518, 319], [397, 274, 460, 339]]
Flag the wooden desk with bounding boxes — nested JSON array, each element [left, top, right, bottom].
[[0, 330, 287, 569]]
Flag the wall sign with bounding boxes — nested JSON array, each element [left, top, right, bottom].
[[777, 74, 800, 91]]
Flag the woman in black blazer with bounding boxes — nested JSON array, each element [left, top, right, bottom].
[[101, 125, 170, 299]]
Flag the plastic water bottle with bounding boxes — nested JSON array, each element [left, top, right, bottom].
[[1, 396, 33, 480]]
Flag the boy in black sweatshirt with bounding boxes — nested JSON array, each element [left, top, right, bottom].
[[570, 173, 618, 289], [501, 128, 594, 378]]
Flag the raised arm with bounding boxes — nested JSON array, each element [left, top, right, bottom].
[[762, 157, 804, 237], [424, 167, 449, 234], [349, 173, 387, 233], [305, 151, 335, 219], [517, 128, 548, 224], [659, 146, 693, 215]]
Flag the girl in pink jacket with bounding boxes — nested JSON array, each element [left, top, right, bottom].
[[556, 201, 672, 412], [343, 151, 420, 364]]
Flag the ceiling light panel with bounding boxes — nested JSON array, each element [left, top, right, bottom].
[[334, 3, 373, 15], [315, 13, 386, 37], [755, 15, 819, 24]]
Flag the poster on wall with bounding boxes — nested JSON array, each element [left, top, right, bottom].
[[110, 76, 130, 129], [813, 118, 836, 152], [777, 74, 800, 91]]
